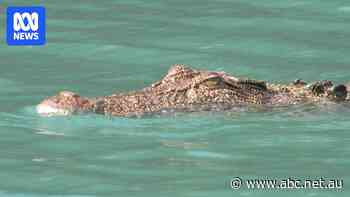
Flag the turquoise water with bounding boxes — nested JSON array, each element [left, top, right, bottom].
[[1, 0, 350, 196]]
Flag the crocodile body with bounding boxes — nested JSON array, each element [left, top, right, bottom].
[[37, 64, 349, 117]]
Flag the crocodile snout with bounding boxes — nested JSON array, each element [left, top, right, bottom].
[[37, 91, 90, 117], [37, 99, 71, 116]]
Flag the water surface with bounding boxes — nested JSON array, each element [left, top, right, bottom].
[[0, 0, 350, 196]]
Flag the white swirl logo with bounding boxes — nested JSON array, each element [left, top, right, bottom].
[[13, 12, 39, 31]]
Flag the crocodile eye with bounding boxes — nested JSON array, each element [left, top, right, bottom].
[[204, 80, 218, 87], [202, 77, 222, 87], [238, 79, 267, 91]]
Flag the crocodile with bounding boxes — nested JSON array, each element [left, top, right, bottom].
[[36, 64, 349, 117]]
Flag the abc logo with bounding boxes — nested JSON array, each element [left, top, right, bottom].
[[13, 12, 40, 40], [7, 6, 46, 46], [13, 12, 39, 31]]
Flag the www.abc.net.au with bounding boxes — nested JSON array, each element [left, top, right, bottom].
[[230, 177, 343, 190]]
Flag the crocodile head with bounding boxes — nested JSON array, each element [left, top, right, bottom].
[[160, 65, 269, 105], [37, 91, 92, 116]]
